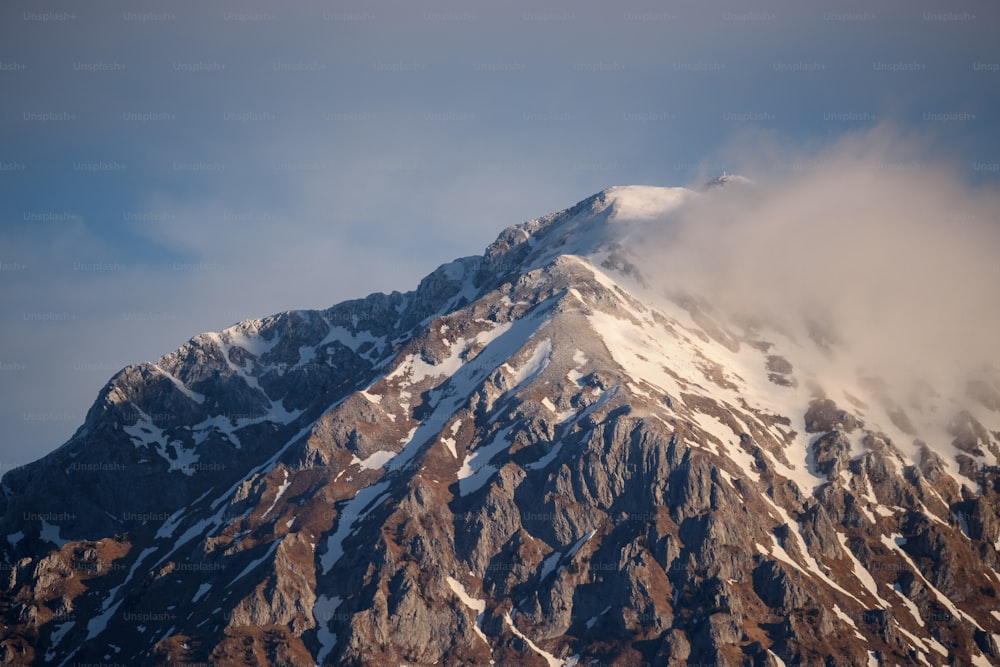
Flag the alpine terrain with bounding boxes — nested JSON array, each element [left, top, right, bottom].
[[2, 182, 1000, 666]]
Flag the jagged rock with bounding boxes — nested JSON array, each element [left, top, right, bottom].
[[966, 493, 1000, 542], [894, 568, 926, 599], [752, 560, 808, 611], [30, 552, 74, 594], [815, 485, 867, 529], [667, 455, 717, 519], [811, 431, 852, 477], [459, 474, 524, 575], [949, 410, 991, 456], [975, 627, 999, 657], [957, 453, 980, 479], [4, 184, 999, 667], [901, 513, 961, 596], [799, 502, 845, 560], [744, 641, 784, 667], [655, 628, 691, 666], [766, 355, 793, 375], [851, 449, 914, 507], [918, 441, 949, 482], [690, 612, 744, 662], [804, 398, 860, 433], [861, 608, 900, 648]]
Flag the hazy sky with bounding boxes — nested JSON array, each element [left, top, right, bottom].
[[1, 0, 999, 468]]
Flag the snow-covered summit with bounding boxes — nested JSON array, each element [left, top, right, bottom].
[[703, 172, 754, 189], [480, 184, 696, 276], [4, 181, 1000, 667], [599, 184, 692, 221]]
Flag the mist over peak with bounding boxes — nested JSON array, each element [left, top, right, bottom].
[[602, 184, 693, 222], [625, 127, 1000, 397], [703, 173, 754, 189]]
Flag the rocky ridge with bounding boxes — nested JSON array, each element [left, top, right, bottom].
[[1, 184, 999, 666]]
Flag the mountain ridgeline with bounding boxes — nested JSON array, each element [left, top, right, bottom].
[[2, 183, 999, 666]]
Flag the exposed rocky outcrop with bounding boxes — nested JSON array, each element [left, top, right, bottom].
[[3, 185, 999, 666]]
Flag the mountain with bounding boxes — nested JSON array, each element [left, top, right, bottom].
[[703, 173, 753, 189], [2, 183, 1000, 666]]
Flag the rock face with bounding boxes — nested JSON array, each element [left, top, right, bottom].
[[2, 184, 1000, 666]]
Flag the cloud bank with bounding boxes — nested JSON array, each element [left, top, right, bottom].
[[636, 126, 1000, 395]]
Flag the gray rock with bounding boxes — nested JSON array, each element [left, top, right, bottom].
[[753, 560, 808, 611]]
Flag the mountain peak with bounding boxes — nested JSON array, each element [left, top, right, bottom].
[[479, 184, 694, 278], [4, 181, 999, 667], [703, 172, 753, 189]]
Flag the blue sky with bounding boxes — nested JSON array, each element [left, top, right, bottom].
[[1, 0, 999, 468]]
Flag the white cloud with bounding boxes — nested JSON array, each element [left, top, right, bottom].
[[635, 125, 1000, 396]]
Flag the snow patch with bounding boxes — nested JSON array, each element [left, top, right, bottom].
[[151, 363, 206, 405], [538, 550, 561, 581], [352, 450, 397, 470], [320, 481, 391, 572], [890, 582, 925, 627], [540, 396, 575, 424], [457, 425, 514, 496], [880, 533, 980, 629], [261, 470, 290, 519], [231, 539, 281, 584], [192, 583, 212, 603], [86, 545, 158, 641], [836, 533, 890, 605], [526, 441, 564, 471], [757, 498, 865, 606], [124, 411, 201, 476], [221, 321, 281, 357], [359, 390, 382, 405], [442, 420, 462, 457], [45, 621, 75, 661], [39, 521, 66, 547], [508, 339, 552, 387], [832, 605, 857, 628], [503, 612, 565, 667], [565, 529, 597, 561], [313, 594, 342, 665], [446, 576, 491, 649]]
